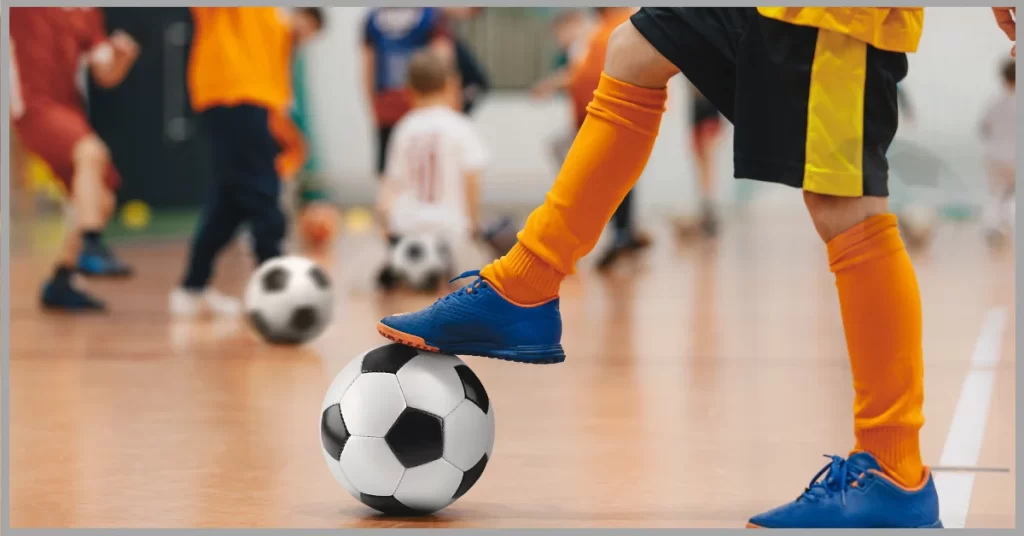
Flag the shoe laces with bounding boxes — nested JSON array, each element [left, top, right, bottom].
[[439, 270, 484, 302], [799, 455, 865, 507]]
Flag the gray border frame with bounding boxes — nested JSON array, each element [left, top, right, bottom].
[[1, 1, 1019, 534]]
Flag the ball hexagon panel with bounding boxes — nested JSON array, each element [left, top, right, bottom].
[[396, 353, 466, 417], [340, 436, 405, 497], [340, 373, 407, 437], [385, 408, 444, 468], [392, 458, 463, 513], [321, 355, 365, 412], [322, 448, 359, 498], [443, 399, 495, 472]]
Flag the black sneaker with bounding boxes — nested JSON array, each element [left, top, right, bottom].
[[41, 276, 106, 311]]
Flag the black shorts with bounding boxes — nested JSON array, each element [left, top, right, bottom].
[[632, 7, 908, 197]]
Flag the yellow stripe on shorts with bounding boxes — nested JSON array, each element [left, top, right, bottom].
[[803, 29, 868, 198]]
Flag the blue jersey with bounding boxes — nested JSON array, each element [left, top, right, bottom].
[[363, 8, 447, 93]]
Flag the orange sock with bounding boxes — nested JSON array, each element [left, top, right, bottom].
[[481, 74, 667, 304], [828, 213, 925, 488]]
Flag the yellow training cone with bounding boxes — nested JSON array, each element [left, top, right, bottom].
[[344, 206, 374, 235], [120, 200, 152, 230]]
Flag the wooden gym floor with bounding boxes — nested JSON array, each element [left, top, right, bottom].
[[7, 199, 1016, 528]]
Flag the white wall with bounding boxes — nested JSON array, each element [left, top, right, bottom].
[[303, 7, 1013, 215]]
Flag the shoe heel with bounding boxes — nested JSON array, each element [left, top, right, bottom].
[[918, 520, 943, 529]]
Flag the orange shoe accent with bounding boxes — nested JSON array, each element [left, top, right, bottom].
[[869, 466, 933, 492], [745, 522, 763, 528], [376, 321, 439, 353]]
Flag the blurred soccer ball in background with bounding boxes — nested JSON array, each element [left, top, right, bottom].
[[244, 256, 334, 344], [390, 234, 453, 292]]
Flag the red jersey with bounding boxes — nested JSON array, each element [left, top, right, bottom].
[[9, 7, 109, 109]]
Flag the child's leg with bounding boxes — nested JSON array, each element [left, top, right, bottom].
[[181, 179, 245, 290], [180, 107, 248, 291], [233, 105, 287, 264], [69, 135, 110, 232], [480, 23, 681, 302], [17, 105, 125, 309]]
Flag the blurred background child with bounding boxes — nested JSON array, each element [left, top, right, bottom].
[[171, 7, 323, 317], [362, 8, 453, 179], [687, 82, 725, 238], [979, 58, 1016, 246], [376, 49, 490, 289], [10, 7, 139, 311]]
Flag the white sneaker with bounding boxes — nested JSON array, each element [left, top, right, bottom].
[[169, 287, 242, 318]]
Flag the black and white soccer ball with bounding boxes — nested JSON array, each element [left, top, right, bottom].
[[244, 256, 333, 345], [320, 343, 495, 515], [390, 234, 453, 291]]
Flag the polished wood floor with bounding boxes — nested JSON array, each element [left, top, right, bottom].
[[8, 200, 1016, 528]]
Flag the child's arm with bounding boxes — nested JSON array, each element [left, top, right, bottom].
[[531, 68, 570, 99], [87, 9, 139, 89]]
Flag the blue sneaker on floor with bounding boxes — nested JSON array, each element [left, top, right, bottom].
[[377, 271, 565, 364], [77, 242, 133, 278], [747, 453, 942, 529], [41, 277, 106, 312]]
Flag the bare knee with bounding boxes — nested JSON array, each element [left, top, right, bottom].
[[804, 191, 889, 243], [605, 21, 678, 89], [72, 135, 110, 169]]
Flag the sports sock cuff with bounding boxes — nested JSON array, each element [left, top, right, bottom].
[[488, 243, 563, 303], [827, 213, 904, 273], [586, 73, 668, 137], [854, 427, 924, 488]]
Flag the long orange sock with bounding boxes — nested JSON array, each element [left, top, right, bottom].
[[481, 74, 667, 304], [828, 213, 925, 488]]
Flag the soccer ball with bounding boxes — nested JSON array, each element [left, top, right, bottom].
[[244, 256, 333, 345], [390, 234, 453, 291], [320, 343, 495, 515]]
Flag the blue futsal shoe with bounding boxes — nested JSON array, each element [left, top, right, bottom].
[[77, 241, 133, 278], [377, 270, 565, 364], [747, 452, 942, 529]]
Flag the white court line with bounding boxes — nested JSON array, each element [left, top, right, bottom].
[[933, 307, 1009, 529]]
